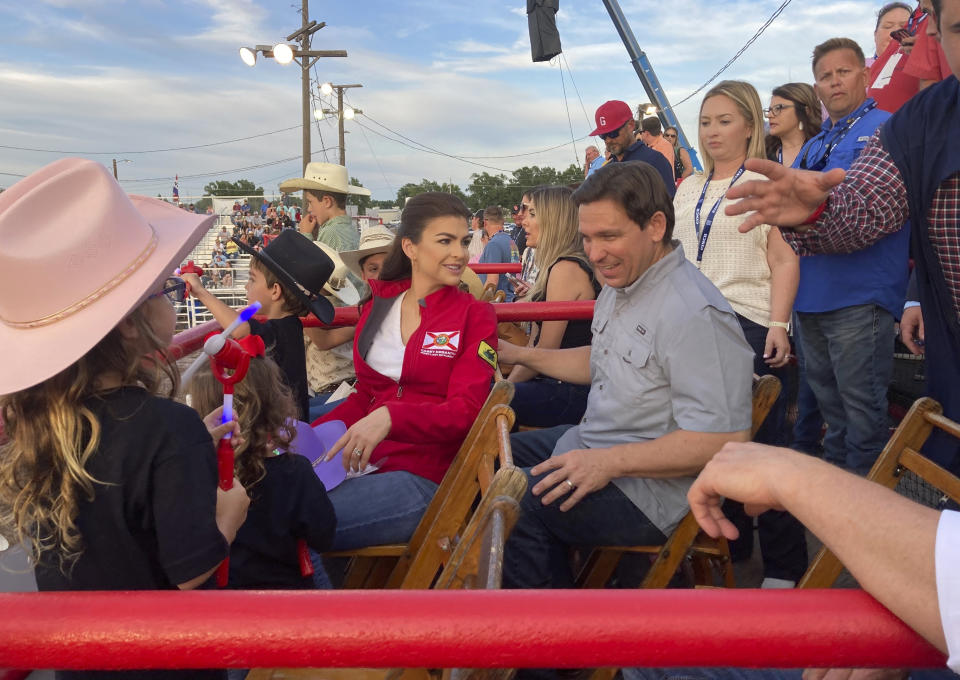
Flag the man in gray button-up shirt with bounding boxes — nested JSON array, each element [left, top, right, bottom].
[[499, 163, 754, 604]]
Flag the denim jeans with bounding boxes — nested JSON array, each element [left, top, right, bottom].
[[327, 471, 438, 550], [506, 427, 667, 680], [510, 377, 591, 429], [308, 396, 345, 423], [797, 304, 894, 475], [503, 426, 667, 589], [791, 312, 824, 455], [726, 316, 808, 582]]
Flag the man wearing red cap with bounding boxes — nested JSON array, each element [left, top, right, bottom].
[[591, 100, 676, 197]]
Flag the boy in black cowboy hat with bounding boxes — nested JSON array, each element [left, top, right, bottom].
[[182, 229, 336, 421]]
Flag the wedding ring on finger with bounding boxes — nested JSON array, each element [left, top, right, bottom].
[[565, 479, 575, 491], [353, 448, 363, 458]]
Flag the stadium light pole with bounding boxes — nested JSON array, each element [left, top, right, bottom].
[[318, 83, 363, 165], [238, 1, 347, 175]]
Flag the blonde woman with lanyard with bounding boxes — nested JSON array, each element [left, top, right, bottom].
[[673, 80, 806, 588]]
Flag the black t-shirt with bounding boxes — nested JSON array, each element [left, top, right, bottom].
[[247, 315, 309, 421], [228, 453, 336, 589], [33, 387, 228, 680]]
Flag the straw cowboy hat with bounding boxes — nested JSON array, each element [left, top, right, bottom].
[[0, 158, 215, 395], [312, 240, 361, 305], [340, 225, 395, 278], [232, 230, 336, 323], [278, 162, 371, 197]]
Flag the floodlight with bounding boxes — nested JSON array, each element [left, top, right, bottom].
[[343, 107, 355, 120], [273, 43, 294, 64], [239, 47, 257, 67], [314, 108, 324, 120], [320, 82, 333, 96]]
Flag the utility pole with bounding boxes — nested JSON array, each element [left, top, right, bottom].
[[334, 84, 362, 165], [112, 159, 131, 179], [238, 1, 348, 175]]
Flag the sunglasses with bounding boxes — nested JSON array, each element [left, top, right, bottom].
[[764, 104, 796, 116], [150, 277, 187, 304], [663, 133, 677, 139], [598, 121, 629, 140]]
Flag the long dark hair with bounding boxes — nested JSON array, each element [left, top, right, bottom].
[[764, 82, 823, 160], [379, 192, 472, 281]]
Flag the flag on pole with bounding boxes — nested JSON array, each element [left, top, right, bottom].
[[172, 175, 180, 201]]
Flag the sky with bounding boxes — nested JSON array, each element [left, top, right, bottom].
[[0, 0, 881, 202]]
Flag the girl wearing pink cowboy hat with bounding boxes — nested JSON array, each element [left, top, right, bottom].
[[0, 159, 249, 675]]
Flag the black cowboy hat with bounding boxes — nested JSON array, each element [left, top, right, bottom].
[[232, 230, 335, 324]]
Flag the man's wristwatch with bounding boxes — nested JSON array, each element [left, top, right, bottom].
[[769, 321, 790, 331]]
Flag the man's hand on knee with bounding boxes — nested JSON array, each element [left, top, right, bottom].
[[531, 449, 615, 512]]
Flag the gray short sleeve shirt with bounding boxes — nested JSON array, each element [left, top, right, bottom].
[[552, 242, 753, 534]]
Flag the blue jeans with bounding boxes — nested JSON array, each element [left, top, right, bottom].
[[726, 316, 808, 582], [503, 426, 667, 590], [797, 304, 894, 475], [510, 377, 590, 429], [791, 311, 824, 455], [327, 471, 438, 550], [506, 427, 667, 680], [308, 396, 345, 422]]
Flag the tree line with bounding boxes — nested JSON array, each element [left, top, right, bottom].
[[190, 162, 583, 215]]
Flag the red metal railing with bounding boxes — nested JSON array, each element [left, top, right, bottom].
[[169, 301, 597, 356], [468, 263, 522, 274], [0, 590, 945, 671]]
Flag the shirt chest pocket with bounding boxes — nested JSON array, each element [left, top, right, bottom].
[[610, 334, 659, 402]]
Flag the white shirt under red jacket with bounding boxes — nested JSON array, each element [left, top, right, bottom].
[[313, 277, 498, 484]]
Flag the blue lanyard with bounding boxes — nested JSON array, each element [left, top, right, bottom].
[[694, 165, 745, 264], [799, 99, 876, 171]]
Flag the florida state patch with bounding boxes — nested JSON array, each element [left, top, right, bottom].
[[421, 330, 460, 357]]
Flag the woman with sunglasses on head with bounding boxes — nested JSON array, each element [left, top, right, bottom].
[[764, 82, 823, 168], [506, 186, 600, 428], [664, 126, 694, 182], [673, 81, 807, 587]]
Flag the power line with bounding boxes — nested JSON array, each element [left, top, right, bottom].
[[561, 52, 594, 134], [0, 125, 303, 155], [667, 0, 794, 109], [118, 146, 339, 184], [354, 116, 395, 197], [558, 58, 581, 170], [348, 114, 512, 173]]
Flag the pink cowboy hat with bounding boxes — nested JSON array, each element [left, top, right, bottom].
[[0, 158, 215, 395]]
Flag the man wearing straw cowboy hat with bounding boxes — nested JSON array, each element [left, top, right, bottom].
[[303, 225, 395, 421], [280, 162, 370, 253]]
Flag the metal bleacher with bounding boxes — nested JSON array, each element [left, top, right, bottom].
[[175, 213, 252, 332]]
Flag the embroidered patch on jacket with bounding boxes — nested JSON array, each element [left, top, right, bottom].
[[422, 330, 460, 357], [478, 341, 498, 370]]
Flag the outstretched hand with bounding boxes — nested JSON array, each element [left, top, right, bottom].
[[687, 442, 797, 540], [725, 158, 846, 233]]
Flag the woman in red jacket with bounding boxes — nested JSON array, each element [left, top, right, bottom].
[[315, 192, 498, 550]]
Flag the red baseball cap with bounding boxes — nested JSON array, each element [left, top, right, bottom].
[[590, 100, 633, 136]]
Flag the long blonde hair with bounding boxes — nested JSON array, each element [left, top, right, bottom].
[[187, 356, 297, 495], [699, 80, 766, 175], [0, 304, 178, 573], [526, 186, 587, 302]]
